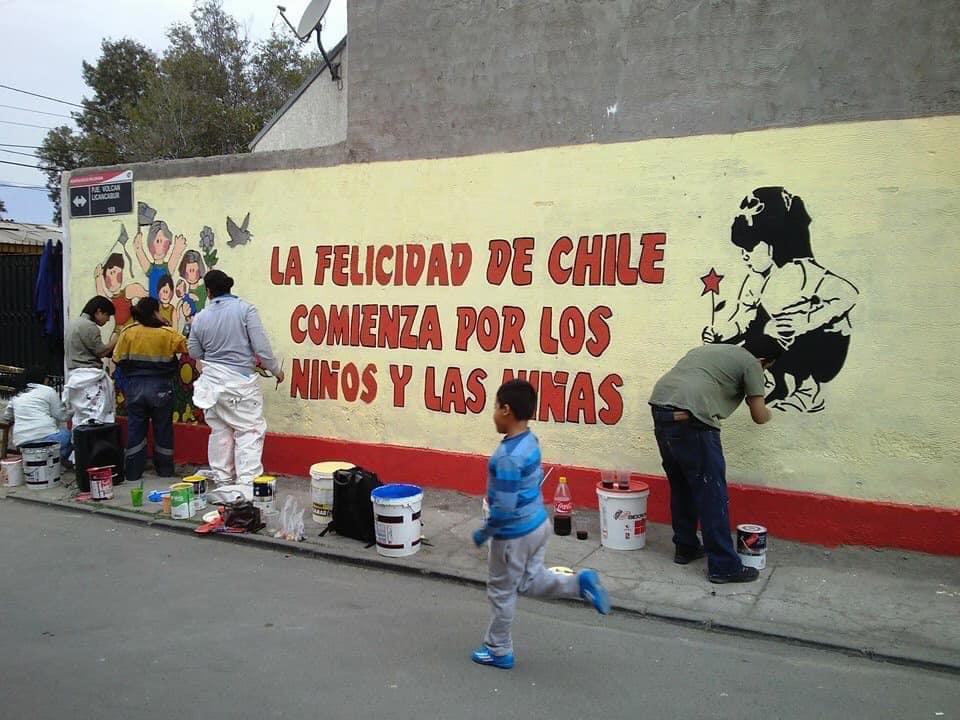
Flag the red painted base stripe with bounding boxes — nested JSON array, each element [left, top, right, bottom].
[[126, 421, 959, 556]]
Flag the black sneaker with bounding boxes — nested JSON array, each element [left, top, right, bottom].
[[674, 546, 706, 565], [708, 566, 760, 584]]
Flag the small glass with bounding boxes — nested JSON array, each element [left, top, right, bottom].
[[616, 470, 630, 490], [130, 486, 144, 507]]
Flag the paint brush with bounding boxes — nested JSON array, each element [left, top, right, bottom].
[[275, 358, 285, 391], [539, 466, 555, 488]]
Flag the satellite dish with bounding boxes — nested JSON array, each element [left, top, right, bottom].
[[296, 0, 332, 39], [277, 0, 341, 82]]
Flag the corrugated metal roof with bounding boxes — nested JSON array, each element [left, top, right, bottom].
[[0, 221, 62, 246]]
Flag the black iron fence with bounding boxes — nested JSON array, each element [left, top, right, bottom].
[[0, 250, 64, 387]]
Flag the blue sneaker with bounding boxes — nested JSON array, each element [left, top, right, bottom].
[[579, 569, 611, 615], [471, 645, 515, 669]]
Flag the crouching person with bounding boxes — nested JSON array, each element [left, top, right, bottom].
[[1, 366, 72, 467], [113, 297, 188, 481]]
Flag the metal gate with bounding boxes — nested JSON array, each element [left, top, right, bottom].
[[0, 250, 63, 386]]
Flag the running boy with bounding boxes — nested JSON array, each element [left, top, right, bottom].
[[470, 379, 610, 670]]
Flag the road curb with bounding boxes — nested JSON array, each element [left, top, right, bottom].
[[5, 491, 958, 676]]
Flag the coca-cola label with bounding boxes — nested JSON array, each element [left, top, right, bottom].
[[554, 500, 573, 515]]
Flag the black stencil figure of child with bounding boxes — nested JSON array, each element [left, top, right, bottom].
[[702, 187, 859, 413]]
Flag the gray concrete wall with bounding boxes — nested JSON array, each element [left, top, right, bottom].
[[347, 0, 960, 161], [69, 0, 960, 182], [251, 48, 348, 153]]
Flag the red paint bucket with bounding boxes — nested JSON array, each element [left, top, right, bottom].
[[88, 466, 115, 501]]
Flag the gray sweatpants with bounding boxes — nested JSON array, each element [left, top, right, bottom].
[[484, 519, 582, 655]]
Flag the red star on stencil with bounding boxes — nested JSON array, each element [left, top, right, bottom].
[[700, 268, 723, 296]]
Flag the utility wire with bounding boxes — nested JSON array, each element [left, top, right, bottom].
[[0, 148, 40, 159], [0, 143, 43, 148], [0, 181, 49, 190], [0, 103, 73, 119], [0, 158, 62, 170], [0, 120, 56, 130], [0, 83, 85, 109]]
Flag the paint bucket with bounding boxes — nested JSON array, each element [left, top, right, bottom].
[[170, 482, 194, 519], [253, 475, 276, 514], [20, 441, 61, 489], [183, 475, 208, 510], [88, 466, 115, 501], [596, 480, 650, 551], [737, 523, 768, 570], [1, 455, 24, 487], [370, 484, 423, 558], [309, 461, 354, 523]]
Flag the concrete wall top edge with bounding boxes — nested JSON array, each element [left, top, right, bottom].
[[64, 110, 959, 185]]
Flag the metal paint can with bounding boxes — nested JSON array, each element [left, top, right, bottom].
[[170, 483, 194, 519], [309, 461, 353, 523], [253, 475, 276, 513], [737, 523, 768, 570], [88, 465, 115, 501], [183, 475, 208, 510]]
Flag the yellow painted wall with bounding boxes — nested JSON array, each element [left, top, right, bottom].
[[66, 117, 960, 507]]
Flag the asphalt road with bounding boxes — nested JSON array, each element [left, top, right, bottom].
[[0, 501, 956, 720]]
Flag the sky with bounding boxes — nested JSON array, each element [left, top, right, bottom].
[[0, 0, 346, 225]]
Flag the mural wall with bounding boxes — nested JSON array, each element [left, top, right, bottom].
[[66, 116, 960, 509]]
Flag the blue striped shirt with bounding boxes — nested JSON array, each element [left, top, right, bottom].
[[483, 430, 548, 540]]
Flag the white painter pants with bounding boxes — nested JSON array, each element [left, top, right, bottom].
[[64, 367, 116, 427], [193, 363, 266, 486], [483, 519, 581, 656]]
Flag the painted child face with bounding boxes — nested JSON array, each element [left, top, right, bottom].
[[151, 231, 172, 260], [741, 242, 774, 274], [104, 265, 123, 292], [185, 262, 200, 283], [159, 284, 173, 304]]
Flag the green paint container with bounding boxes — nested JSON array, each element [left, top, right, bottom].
[[170, 483, 194, 519]]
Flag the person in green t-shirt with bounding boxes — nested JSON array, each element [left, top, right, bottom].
[[648, 335, 781, 584]]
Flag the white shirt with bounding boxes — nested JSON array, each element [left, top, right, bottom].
[[0, 384, 67, 448]]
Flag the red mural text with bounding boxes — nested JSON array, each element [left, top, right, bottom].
[[290, 358, 378, 404], [313, 243, 472, 287], [501, 369, 624, 425], [547, 232, 666, 285]]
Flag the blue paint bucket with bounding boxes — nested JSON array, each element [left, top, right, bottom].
[[370, 484, 423, 558]]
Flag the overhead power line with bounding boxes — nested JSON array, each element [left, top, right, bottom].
[[0, 143, 43, 149], [0, 120, 56, 130], [0, 158, 62, 170], [0, 83, 85, 109], [0, 103, 73, 119], [0, 181, 49, 190], [0, 148, 39, 159]]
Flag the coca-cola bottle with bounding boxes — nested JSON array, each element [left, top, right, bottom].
[[553, 476, 572, 536]]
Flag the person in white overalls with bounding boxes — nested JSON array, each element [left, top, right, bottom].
[[187, 271, 284, 486]]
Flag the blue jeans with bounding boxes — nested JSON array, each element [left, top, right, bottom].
[[125, 376, 175, 482], [651, 407, 742, 577], [40, 429, 73, 462]]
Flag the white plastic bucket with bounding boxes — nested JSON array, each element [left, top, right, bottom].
[[21, 441, 60, 489], [1, 455, 24, 487], [309, 461, 354, 523], [597, 480, 649, 550], [737, 523, 768, 570], [371, 484, 423, 557]]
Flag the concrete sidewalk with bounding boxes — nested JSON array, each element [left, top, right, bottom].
[[3, 468, 958, 673]]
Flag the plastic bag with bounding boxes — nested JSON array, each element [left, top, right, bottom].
[[274, 495, 305, 541]]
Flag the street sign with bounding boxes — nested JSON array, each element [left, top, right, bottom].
[[68, 169, 134, 218]]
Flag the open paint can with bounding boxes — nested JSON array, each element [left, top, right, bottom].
[[253, 475, 276, 513], [737, 523, 768, 570]]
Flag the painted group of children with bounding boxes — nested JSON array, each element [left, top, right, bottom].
[[95, 220, 209, 334]]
